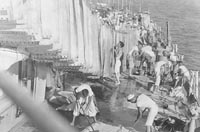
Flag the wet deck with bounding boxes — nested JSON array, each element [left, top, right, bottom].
[[10, 72, 183, 132]]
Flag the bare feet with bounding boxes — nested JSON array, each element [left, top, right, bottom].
[[70, 122, 74, 126], [115, 81, 120, 85]]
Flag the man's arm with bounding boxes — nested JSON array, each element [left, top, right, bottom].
[[133, 107, 142, 126]]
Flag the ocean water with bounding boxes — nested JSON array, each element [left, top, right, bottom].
[[99, 0, 200, 70], [139, 0, 200, 71]]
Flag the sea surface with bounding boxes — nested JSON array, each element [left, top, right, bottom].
[[139, 0, 200, 71], [100, 0, 200, 70]]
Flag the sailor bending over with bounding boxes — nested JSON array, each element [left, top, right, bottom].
[[70, 84, 99, 126], [127, 93, 158, 132], [139, 45, 156, 75], [174, 62, 191, 97]]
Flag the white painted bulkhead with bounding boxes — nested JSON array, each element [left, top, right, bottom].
[[0, 48, 27, 132], [0, 48, 59, 132]]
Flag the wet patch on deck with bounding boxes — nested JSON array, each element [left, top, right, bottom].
[[12, 73, 151, 132], [89, 76, 148, 132]]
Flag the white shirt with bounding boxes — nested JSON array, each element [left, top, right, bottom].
[[141, 46, 155, 58], [167, 61, 172, 68], [141, 29, 147, 37], [76, 84, 94, 97], [179, 65, 190, 80], [142, 46, 152, 51], [148, 22, 154, 31], [136, 94, 157, 109], [155, 61, 167, 72]]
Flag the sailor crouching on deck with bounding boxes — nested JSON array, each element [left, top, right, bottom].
[[127, 94, 158, 132], [70, 84, 99, 126], [139, 44, 156, 76], [151, 51, 173, 93], [152, 60, 167, 92]]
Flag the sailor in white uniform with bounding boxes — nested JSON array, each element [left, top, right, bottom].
[[139, 45, 156, 75], [127, 93, 158, 132], [70, 84, 99, 126], [174, 63, 191, 97]]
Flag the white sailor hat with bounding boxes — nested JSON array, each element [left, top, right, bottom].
[[127, 94, 135, 100]]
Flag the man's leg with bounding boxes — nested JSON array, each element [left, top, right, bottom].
[[129, 64, 135, 76], [70, 115, 77, 126], [145, 107, 158, 132], [70, 101, 80, 126], [85, 97, 99, 123], [189, 118, 196, 132], [116, 72, 120, 84], [146, 126, 151, 132], [149, 56, 155, 76], [153, 70, 161, 92], [139, 55, 145, 73], [129, 68, 132, 76], [146, 61, 151, 75], [128, 56, 135, 76], [140, 61, 146, 75], [115, 60, 121, 84]]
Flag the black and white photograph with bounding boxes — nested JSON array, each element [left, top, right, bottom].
[[0, 0, 199, 132]]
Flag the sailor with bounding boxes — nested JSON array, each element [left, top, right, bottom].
[[188, 104, 200, 132], [169, 54, 179, 81], [127, 93, 158, 132], [140, 26, 148, 45], [146, 30, 154, 46], [127, 45, 139, 76], [114, 41, 125, 85], [139, 45, 156, 75], [178, 63, 190, 81], [174, 62, 191, 96], [146, 20, 155, 46], [160, 50, 170, 62], [148, 20, 154, 32], [152, 59, 169, 92], [133, 14, 139, 27], [155, 40, 167, 61], [160, 51, 174, 83], [70, 84, 99, 126]]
